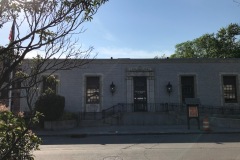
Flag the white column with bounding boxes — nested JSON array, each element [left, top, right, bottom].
[[147, 77, 155, 112], [126, 77, 133, 112]]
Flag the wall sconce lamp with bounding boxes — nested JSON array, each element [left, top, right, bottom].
[[110, 82, 116, 95], [166, 82, 172, 95]]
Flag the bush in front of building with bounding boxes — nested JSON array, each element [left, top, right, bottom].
[[35, 94, 65, 121], [60, 111, 78, 120], [0, 104, 42, 160]]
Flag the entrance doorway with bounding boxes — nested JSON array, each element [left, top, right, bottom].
[[133, 77, 147, 112], [181, 76, 195, 103]]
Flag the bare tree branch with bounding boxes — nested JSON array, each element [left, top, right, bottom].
[[0, 1, 108, 158]]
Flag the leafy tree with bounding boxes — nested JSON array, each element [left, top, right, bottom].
[[35, 76, 65, 121], [216, 24, 240, 58], [171, 23, 240, 58], [0, 0, 108, 159], [171, 41, 195, 58], [35, 94, 65, 121], [0, 104, 42, 159], [0, 0, 108, 96], [154, 54, 168, 59]]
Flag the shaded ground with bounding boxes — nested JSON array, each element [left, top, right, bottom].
[[40, 133, 240, 145]]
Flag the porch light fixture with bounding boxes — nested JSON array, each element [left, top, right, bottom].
[[166, 82, 172, 95], [110, 82, 116, 95]]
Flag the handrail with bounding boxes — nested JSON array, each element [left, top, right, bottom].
[[82, 103, 240, 120], [102, 103, 181, 119], [102, 103, 126, 120]]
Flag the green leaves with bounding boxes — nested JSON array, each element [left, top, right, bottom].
[[172, 23, 240, 58], [36, 29, 57, 43], [1, 0, 108, 159], [35, 94, 65, 121], [0, 105, 42, 160]]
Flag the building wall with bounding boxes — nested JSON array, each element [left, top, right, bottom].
[[20, 59, 240, 112]]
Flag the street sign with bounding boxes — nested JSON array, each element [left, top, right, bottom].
[[185, 98, 200, 130], [188, 106, 198, 118]]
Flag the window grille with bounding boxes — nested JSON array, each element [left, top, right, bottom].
[[223, 76, 237, 103], [86, 77, 100, 104]]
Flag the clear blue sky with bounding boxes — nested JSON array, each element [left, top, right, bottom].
[[1, 0, 240, 58], [80, 0, 240, 58]]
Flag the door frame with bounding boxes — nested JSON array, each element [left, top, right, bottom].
[[133, 76, 147, 112]]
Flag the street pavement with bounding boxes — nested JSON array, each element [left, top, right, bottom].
[[34, 121, 240, 160], [35, 132, 240, 160], [34, 124, 240, 137]]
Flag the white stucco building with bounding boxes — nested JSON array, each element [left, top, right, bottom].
[[19, 58, 240, 114]]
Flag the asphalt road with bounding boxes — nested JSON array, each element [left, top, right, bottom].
[[34, 134, 240, 160]]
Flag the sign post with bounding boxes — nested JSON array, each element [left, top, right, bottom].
[[185, 98, 200, 130]]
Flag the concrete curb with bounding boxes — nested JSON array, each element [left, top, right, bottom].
[[37, 130, 240, 137]]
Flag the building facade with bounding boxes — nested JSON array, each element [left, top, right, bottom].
[[20, 58, 240, 113]]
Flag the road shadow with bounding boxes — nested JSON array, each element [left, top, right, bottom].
[[40, 133, 240, 145]]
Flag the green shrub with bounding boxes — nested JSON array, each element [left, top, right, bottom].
[[0, 105, 42, 160], [35, 94, 65, 121], [61, 112, 78, 120]]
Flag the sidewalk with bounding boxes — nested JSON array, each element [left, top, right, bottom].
[[35, 125, 240, 137]]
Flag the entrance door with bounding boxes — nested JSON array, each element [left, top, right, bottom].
[[133, 77, 147, 112], [181, 76, 195, 103]]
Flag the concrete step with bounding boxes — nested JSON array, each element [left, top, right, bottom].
[[79, 119, 110, 127], [103, 114, 121, 125], [121, 112, 179, 125]]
